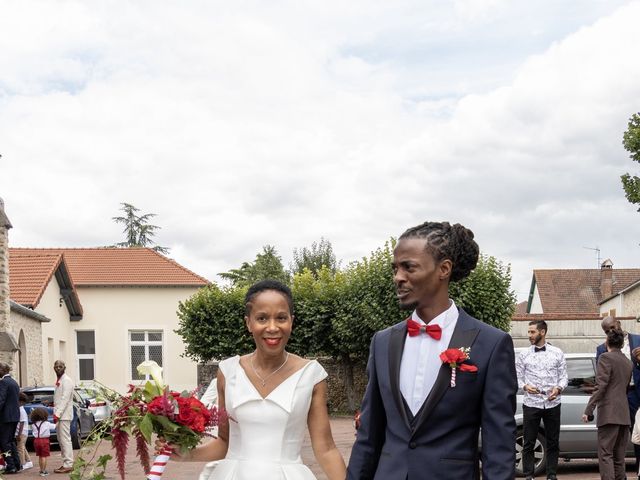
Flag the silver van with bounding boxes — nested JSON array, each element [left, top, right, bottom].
[[515, 352, 635, 476]]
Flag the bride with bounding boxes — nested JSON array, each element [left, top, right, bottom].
[[168, 279, 346, 480]]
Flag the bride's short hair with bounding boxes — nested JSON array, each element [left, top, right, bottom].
[[245, 279, 293, 315]]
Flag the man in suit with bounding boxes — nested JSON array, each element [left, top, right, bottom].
[[584, 328, 633, 480], [347, 221, 517, 480], [0, 362, 21, 474], [596, 315, 640, 470], [53, 360, 75, 474]]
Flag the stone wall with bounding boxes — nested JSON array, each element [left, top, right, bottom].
[[197, 357, 368, 414], [10, 310, 44, 386], [0, 198, 17, 365]]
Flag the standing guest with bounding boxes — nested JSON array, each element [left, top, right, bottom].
[[597, 315, 640, 471], [516, 320, 568, 480], [52, 360, 74, 474], [347, 221, 518, 480], [583, 328, 633, 480], [30, 407, 55, 477], [15, 392, 33, 470], [0, 362, 21, 474]]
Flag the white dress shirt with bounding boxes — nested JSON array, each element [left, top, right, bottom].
[[399, 300, 459, 415]]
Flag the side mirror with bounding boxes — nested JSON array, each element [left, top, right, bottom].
[[85, 399, 91, 408]]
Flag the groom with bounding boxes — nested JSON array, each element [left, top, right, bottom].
[[347, 221, 517, 479]]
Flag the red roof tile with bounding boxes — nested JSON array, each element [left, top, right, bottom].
[[533, 268, 640, 314], [8, 252, 63, 307], [9, 248, 209, 287]]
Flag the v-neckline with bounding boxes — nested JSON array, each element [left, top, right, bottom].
[[238, 357, 314, 400]]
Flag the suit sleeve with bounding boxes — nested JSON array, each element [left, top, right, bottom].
[[585, 353, 612, 416], [480, 332, 517, 480], [347, 333, 386, 480], [0, 381, 6, 411]]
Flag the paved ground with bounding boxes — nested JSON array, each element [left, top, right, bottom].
[[5, 417, 637, 479]]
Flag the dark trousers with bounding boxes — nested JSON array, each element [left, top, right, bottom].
[[0, 421, 20, 471], [523, 404, 561, 478], [597, 424, 629, 480]]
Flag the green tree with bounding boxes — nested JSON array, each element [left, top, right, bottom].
[[448, 254, 516, 332], [219, 245, 289, 287], [176, 284, 250, 362], [112, 203, 169, 254], [291, 238, 339, 277], [621, 113, 640, 209], [176, 239, 516, 412]]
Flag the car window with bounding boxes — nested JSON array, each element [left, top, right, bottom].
[[563, 358, 596, 395], [23, 392, 54, 406]]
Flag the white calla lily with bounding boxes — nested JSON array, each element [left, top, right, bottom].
[[137, 360, 165, 388]]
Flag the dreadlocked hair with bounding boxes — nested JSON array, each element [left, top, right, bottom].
[[399, 221, 479, 282]]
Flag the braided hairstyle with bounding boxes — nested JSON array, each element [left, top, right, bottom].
[[399, 221, 479, 282]]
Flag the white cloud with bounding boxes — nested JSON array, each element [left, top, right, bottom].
[[1, 0, 639, 301]]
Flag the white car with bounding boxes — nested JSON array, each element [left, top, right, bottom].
[[76, 387, 114, 424]]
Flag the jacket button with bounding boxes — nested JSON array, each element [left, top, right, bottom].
[[409, 442, 417, 449]]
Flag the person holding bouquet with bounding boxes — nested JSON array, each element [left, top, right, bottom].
[[165, 279, 346, 480]]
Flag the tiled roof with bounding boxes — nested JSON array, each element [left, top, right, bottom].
[[515, 301, 528, 314], [8, 252, 63, 307], [9, 248, 209, 287], [533, 268, 640, 314]]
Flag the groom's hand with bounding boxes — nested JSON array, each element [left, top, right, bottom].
[[523, 384, 539, 394]]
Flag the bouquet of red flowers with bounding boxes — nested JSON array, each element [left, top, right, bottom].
[[72, 361, 220, 480]]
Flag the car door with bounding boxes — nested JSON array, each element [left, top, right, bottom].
[[73, 391, 94, 435], [558, 356, 598, 455]]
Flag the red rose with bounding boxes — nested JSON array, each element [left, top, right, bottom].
[[147, 394, 176, 418], [439, 348, 467, 365]]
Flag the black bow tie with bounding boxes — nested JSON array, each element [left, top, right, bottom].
[[534, 346, 546, 353]]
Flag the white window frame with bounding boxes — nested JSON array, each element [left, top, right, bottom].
[[76, 330, 96, 382], [128, 330, 164, 381]]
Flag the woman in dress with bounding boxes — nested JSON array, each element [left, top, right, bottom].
[[169, 279, 346, 480]]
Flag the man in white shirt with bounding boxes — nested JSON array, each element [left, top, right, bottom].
[[516, 320, 568, 480]]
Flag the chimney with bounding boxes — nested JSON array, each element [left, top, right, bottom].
[[0, 198, 18, 365], [600, 258, 613, 300]]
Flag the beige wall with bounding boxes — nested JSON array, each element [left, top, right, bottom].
[[510, 318, 640, 353], [72, 286, 200, 394], [35, 277, 74, 384], [529, 284, 543, 314], [9, 310, 44, 386], [600, 287, 640, 318], [600, 294, 624, 317]]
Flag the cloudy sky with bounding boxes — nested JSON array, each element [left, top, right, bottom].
[[1, 0, 639, 301]]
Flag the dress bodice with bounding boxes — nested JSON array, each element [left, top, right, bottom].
[[202, 355, 327, 480]]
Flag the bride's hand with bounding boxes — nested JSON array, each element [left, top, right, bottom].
[[154, 438, 191, 462]]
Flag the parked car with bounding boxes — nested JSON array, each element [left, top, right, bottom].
[[21, 386, 96, 449], [75, 386, 113, 424], [515, 352, 635, 476]]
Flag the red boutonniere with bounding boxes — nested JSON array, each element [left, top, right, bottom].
[[439, 347, 478, 387]]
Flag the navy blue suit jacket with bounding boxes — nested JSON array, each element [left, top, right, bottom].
[[347, 308, 517, 480], [597, 333, 640, 413], [0, 374, 20, 423]]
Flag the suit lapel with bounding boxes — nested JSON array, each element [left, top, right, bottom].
[[410, 309, 480, 436], [388, 321, 411, 430]]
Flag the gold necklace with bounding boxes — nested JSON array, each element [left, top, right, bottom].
[[250, 351, 289, 387]]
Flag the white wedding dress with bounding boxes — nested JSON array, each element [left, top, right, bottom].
[[200, 355, 327, 480]]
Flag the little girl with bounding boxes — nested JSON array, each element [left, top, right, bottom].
[[30, 407, 55, 477]]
